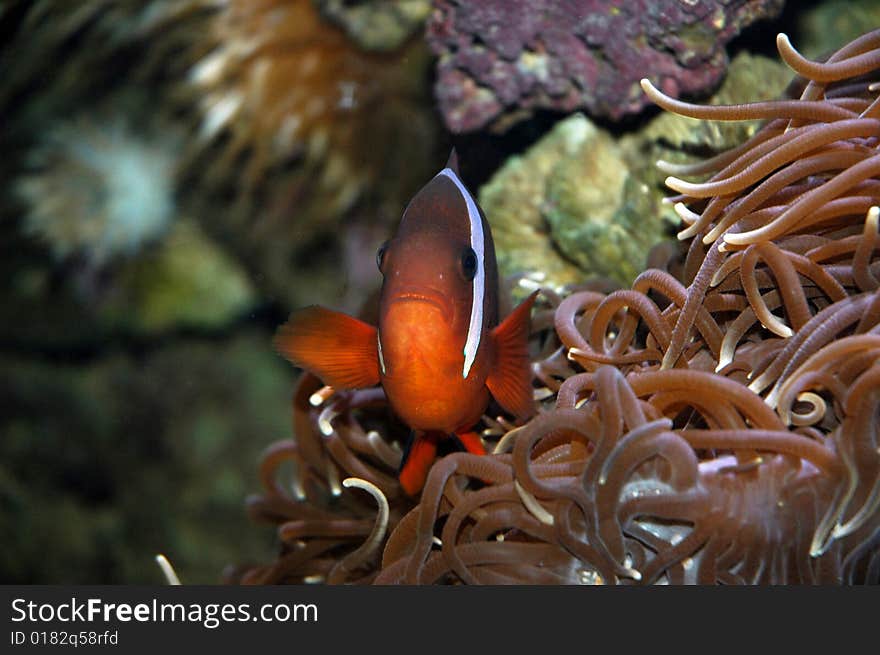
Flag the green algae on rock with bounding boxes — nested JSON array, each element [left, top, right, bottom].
[[617, 51, 795, 239], [543, 141, 665, 288], [480, 114, 673, 290]]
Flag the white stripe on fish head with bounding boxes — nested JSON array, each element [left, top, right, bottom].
[[438, 167, 485, 379]]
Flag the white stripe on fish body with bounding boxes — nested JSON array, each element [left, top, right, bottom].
[[377, 331, 387, 375], [438, 167, 485, 379]]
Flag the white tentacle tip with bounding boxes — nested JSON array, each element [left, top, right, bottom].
[[155, 553, 181, 586]]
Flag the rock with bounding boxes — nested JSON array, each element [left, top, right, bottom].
[[427, 0, 786, 133], [480, 51, 795, 290], [316, 0, 432, 51], [480, 114, 673, 290]]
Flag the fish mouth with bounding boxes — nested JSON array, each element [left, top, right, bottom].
[[390, 287, 453, 319]]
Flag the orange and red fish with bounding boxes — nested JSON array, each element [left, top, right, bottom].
[[274, 152, 537, 495]]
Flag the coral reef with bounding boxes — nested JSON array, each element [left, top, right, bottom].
[[633, 51, 794, 164], [0, 0, 440, 583], [0, 2, 271, 585], [2, 0, 441, 313], [5, 0, 880, 588], [239, 28, 880, 585], [1, 3, 249, 337], [6, 104, 256, 340], [426, 0, 785, 133]]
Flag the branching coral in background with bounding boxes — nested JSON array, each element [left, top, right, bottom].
[[242, 29, 880, 585]]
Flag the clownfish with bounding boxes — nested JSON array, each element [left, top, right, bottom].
[[274, 151, 537, 495]]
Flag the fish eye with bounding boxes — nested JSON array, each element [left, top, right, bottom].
[[460, 247, 478, 281], [376, 240, 389, 272]]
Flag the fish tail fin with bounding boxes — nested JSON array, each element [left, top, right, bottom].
[[398, 432, 439, 496], [273, 305, 380, 389], [486, 290, 538, 421]]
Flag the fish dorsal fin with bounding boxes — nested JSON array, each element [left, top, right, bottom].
[[274, 306, 380, 389], [486, 291, 538, 420], [445, 148, 460, 175]]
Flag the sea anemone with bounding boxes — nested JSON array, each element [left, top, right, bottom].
[[14, 113, 179, 266], [240, 28, 880, 585], [237, 372, 414, 584], [182, 0, 439, 310]]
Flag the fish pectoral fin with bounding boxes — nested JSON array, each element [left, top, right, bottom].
[[398, 432, 439, 496], [486, 290, 538, 421], [273, 305, 380, 390]]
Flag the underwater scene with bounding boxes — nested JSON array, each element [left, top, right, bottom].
[[1, 0, 879, 585]]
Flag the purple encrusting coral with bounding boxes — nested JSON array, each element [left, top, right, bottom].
[[427, 0, 785, 132]]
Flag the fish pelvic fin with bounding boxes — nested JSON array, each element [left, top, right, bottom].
[[454, 431, 486, 456], [486, 290, 538, 421], [273, 305, 380, 390], [398, 432, 440, 496]]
